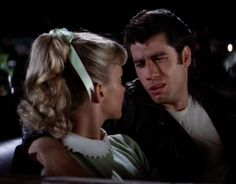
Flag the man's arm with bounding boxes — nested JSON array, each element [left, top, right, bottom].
[[29, 137, 88, 177]]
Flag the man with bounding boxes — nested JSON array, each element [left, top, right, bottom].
[[105, 8, 236, 182]]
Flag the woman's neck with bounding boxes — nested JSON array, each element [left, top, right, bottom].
[[70, 103, 104, 140]]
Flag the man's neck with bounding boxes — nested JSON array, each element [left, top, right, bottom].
[[164, 93, 189, 112]]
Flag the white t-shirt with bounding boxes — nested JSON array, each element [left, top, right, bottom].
[[168, 96, 228, 182]]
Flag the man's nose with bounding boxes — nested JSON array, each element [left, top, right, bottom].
[[146, 61, 159, 80]]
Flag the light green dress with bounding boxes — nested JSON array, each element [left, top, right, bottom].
[[62, 129, 153, 180]]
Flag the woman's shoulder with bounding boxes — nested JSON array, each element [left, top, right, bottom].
[[108, 134, 140, 152], [108, 134, 133, 143]]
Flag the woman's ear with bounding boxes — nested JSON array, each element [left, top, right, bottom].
[[182, 46, 191, 68], [92, 83, 104, 103]]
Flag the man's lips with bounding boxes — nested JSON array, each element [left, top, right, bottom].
[[149, 84, 166, 94]]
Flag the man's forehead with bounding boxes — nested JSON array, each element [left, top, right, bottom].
[[130, 43, 147, 60], [130, 41, 168, 60]]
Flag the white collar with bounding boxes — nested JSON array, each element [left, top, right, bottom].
[[62, 129, 111, 158]]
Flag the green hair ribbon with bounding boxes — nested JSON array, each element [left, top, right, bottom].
[[49, 28, 94, 101]]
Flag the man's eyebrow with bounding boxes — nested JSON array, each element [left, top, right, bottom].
[[133, 58, 145, 63], [133, 51, 167, 63], [150, 51, 167, 58]]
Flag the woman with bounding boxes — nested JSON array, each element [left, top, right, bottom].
[[17, 28, 154, 180]]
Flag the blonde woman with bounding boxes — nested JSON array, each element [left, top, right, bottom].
[[16, 28, 157, 180]]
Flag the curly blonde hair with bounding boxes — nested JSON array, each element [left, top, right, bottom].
[[18, 31, 127, 138]]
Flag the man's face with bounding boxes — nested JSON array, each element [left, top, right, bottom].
[[130, 33, 190, 107]]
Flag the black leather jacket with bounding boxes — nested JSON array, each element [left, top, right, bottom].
[[105, 78, 236, 182]]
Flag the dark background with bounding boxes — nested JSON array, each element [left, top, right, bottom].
[[0, 0, 235, 39]]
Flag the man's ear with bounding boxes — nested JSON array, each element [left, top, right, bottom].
[[182, 46, 191, 68], [92, 83, 104, 103]]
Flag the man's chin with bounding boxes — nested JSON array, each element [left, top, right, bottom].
[[151, 95, 164, 104]]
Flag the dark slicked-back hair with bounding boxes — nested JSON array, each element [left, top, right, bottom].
[[123, 9, 193, 57]]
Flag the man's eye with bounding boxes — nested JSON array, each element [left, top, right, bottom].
[[135, 61, 145, 67], [155, 57, 166, 63]]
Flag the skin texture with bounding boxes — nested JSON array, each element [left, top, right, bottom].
[[130, 33, 191, 112], [100, 65, 125, 120]]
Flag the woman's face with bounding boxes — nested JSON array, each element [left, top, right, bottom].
[[101, 65, 125, 119]]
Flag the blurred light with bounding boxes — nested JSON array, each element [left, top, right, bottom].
[[11, 87, 14, 94], [8, 60, 16, 68], [227, 43, 233, 52]]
